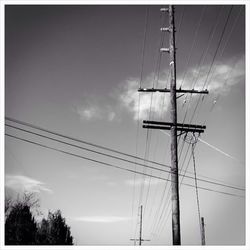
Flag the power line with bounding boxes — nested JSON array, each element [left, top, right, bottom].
[[6, 117, 245, 236], [5, 116, 173, 170], [188, 6, 234, 125], [139, 7, 149, 89], [192, 143, 202, 243], [200, 6, 244, 126], [142, 9, 168, 221], [5, 133, 244, 199], [132, 6, 149, 240], [150, 7, 222, 236], [5, 121, 245, 191], [179, 6, 207, 88], [137, 8, 171, 231], [5, 123, 171, 176]]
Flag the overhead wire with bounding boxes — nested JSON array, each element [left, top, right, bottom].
[[188, 6, 234, 125], [200, 6, 244, 126], [142, 9, 168, 222], [5, 116, 173, 171], [138, 8, 168, 226], [150, 6, 235, 239], [6, 118, 244, 191], [5, 133, 244, 198], [145, 6, 186, 236], [191, 143, 202, 242], [179, 6, 207, 89], [152, 7, 210, 234], [132, 6, 149, 244], [150, 6, 243, 242]]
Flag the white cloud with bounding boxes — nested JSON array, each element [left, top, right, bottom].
[[119, 77, 170, 120], [5, 175, 53, 194], [76, 105, 101, 121], [75, 102, 117, 122], [73, 56, 244, 123], [108, 111, 116, 121], [119, 56, 244, 120], [73, 216, 131, 223], [177, 56, 245, 93]]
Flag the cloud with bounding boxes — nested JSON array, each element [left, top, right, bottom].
[[177, 56, 245, 93], [119, 77, 170, 120], [119, 56, 244, 120], [73, 216, 131, 223], [74, 100, 117, 122], [76, 106, 101, 121], [73, 56, 244, 123], [5, 175, 53, 194]]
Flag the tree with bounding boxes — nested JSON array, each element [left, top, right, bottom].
[[5, 201, 37, 245], [5, 193, 73, 245], [37, 210, 73, 245]]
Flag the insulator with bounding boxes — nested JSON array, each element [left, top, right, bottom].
[[160, 27, 170, 32], [160, 48, 170, 53], [160, 8, 169, 12]]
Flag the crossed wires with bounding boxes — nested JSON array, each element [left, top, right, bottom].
[[149, 5, 242, 242]]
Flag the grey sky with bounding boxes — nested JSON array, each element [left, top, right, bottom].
[[4, 4, 245, 245]]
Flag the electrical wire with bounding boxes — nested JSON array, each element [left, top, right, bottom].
[[142, 9, 168, 221], [192, 143, 202, 243], [5, 120, 244, 191], [189, 6, 234, 125], [132, 6, 149, 243], [179, 6, 207, 88], [5, 133, 244, 199], [5, 117, 172, 170]]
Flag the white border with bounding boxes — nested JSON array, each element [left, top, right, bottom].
[[0, 1, 249, 250]]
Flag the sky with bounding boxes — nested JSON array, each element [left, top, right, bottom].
[[3, 3, 246, 246]]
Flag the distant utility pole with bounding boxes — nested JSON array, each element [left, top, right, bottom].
[[130, 205, 150, 245], [138, 5, 208, 245], [201, 217, 206, 245]]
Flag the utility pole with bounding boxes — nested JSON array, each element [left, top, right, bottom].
[[139, 205, 143, 245], [201, 217, 206, 245], [138, 5, 208, 245], [130, 205, 150, 245], [169, 5, 180, 245]]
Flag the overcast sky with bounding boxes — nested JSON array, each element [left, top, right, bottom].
[[4, 4, 245, 245]]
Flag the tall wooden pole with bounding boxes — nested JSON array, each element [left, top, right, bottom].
[[201, 217, 206, 245], [139, 205, 143, 246], [169, 5, 181, 245], [138, 5, 208, 245]]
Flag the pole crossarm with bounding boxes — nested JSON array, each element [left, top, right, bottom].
[[142, 125, 205, 134], [143, 120, 206, 129], [138, 88, 209, 94]]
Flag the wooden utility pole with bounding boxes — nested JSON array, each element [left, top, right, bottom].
[[139, 205, 143, 245], [130, 205, 150, 245], [138, 5, 209, 245], [169, 5, 181, 245], [201, 217, 206, 245]]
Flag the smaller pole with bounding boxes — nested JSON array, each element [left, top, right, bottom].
[[139, 205, 143, 245], [201, 217, 206, 245]]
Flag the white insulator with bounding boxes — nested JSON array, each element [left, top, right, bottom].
[[160, 8, 169, 12], [160, 48, 170, 53], [160, 27, 170, 32]]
